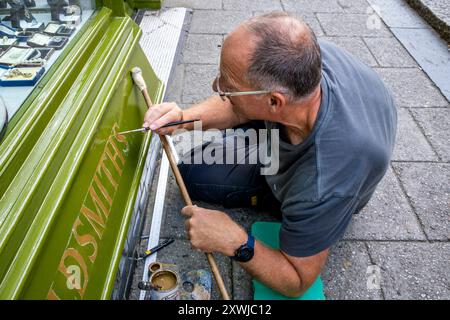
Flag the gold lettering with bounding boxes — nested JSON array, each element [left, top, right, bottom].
[[89, 183, 110, 219], [98, 157, 118, 190], [105, 139, 125, 176], [112, 123, 129, 146], [72, 217, 98, 263], [47, 287, 61, 300], [49, 121, 131, 298], [93, 175, 113, 207], [80, 204, 106, 240], [58, 248, 88, 299]]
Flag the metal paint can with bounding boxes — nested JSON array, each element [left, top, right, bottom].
[[148, 262, 180, 300]]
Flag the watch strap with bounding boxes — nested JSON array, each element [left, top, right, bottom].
[[247, 234, 255, 249]]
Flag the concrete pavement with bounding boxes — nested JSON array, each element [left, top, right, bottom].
[[131, 0, 450, 300]]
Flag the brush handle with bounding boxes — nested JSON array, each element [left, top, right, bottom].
[[131, 67, 231, 300], [160, 119, 201, 129]]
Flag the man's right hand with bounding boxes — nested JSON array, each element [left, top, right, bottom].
[[142, 102, 184, 135]]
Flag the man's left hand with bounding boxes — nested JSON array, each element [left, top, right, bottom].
[[181, 205, 247, 256]]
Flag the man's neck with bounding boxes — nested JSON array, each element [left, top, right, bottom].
[[278, 86, 322, 145]]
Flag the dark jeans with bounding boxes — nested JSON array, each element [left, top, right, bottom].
[[177, 123, 281, 213]]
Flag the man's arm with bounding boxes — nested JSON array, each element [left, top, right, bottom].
[[181, 205, 329, 297], [240, 239, 328, 297], [143, 96, 249, 135]]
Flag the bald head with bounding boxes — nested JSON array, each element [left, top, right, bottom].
[[220, 25, 257, 89], [245, 12, 312, 45], [222, 12, 322, 101]]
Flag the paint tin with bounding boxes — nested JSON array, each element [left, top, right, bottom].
[[148, 262, 180, 300]]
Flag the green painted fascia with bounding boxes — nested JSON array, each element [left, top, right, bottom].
[[96, 0, 162, 16], [124, 1, 134, 17], [0, 8, 112, 196], [127, 0, 163, 10], [103, 0, 127, 16], [102, 48, 165, 299], [0, 6, 164, 299]]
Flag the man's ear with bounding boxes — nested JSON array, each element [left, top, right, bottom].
[[268, 92, 286, 112]]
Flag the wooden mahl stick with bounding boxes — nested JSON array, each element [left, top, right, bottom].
[[131, 67, 231, 300]]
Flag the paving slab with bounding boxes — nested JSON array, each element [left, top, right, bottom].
[[160, 172, 189, 240], [363, 37, 418, 67], [374, 67, 448, 107], [317, 13, 392, 37], [163, 0, 223, 10], [391, 27, 450, 101], [281, 0, 344, 13], [190, 10, 252, 34], [223, 0, 283, 12], [139, 0, 450, 301], [322, 241, 383, 300], [182, 34, 223, 64], [411, 108, 450, 161], [367, 0, 430, 28], [392, 162, 450, 240], [367, 242, 450, 299], [337, 0, 373, 13], [299, 13, 325, 37], [343, 167, 426, 240], [182, 64, 217, 103], [232, 261, 254, 300], [164, 63, 185, 102], [392, 108, 438, 161], [320, 36, 378, 67], [156, 238, 233, 300]]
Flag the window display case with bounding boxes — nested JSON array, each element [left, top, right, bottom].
[[0, 0, 94, 119], [0, 0, 164, 300]]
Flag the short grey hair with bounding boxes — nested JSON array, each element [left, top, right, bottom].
[[244, 12, 322, 101]]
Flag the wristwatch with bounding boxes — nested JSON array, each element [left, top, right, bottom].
[[231, 234, 255, 262]]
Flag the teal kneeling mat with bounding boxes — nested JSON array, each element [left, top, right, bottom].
[[251, 222, 325, 300]]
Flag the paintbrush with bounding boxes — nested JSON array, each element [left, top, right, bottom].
[[117, 119, 200, 135]]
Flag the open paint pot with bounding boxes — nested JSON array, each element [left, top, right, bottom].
[[148, 262, 180, 300]]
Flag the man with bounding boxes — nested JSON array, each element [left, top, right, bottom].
[[143, 12, 397, 297]]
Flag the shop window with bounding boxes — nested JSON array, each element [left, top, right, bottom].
[[0, 0, 95, 126]]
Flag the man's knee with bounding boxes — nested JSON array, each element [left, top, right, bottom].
[[178, 162, 263, 207]]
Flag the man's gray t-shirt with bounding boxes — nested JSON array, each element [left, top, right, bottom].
[[265, 40, 397, 257]]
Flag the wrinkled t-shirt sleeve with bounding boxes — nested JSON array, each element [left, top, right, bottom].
[[280, 196, 357, 257]]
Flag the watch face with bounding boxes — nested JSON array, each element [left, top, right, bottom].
[[240, 248, 252, 259], [235, 245, 254, 262]]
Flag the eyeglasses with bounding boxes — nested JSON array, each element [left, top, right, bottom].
[[213, 73, 270, 102]]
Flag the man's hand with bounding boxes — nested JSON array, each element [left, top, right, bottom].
[[143, 102, 183, 135], [181, 205, 247, 256]]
